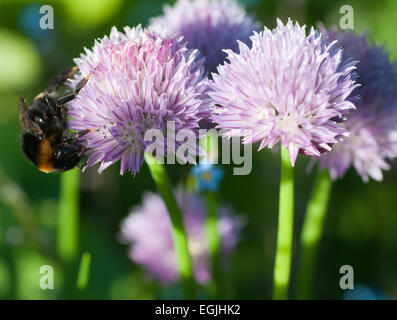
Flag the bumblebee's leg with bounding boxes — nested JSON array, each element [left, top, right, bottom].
[[76, 129, 94, 138], [57, 73, 91, 105], [62, 129, 95, 143], [44, 66, 79, 94]]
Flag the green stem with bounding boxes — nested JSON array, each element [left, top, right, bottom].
[[205, 191, 221, 298], [272, 147, 294, 300], [201, 130, 218, 164], [57, 169, 80, 264], [144, 153, 196, 299], [201, 132, 222, 298], [76, 252, 91, 298], [296, 169, 332, 299]]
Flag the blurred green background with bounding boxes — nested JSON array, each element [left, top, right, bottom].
[[0, 0, 397, 300]]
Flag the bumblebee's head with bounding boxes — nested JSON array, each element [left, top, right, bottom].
[[52, 143, 85, 172], [27, 95, 65, 135]]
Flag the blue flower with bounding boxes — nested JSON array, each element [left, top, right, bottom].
[[18, 4, 56, 54], [192, 163, 224, 192], [343, 284, 390, 300]]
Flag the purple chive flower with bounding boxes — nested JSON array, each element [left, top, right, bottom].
[[67, 26, 210, 175], [120, 191, 244, 285], [192, 163, 224, 192], [149, 0, 259, 74], [210, 19, 359, 166], [318, 28, 397, 182]]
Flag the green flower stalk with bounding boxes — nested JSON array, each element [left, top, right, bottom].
[[297, 170, 332, 299], [76, 252, 91, 298], [273, 148, 294, 300], [145, 153, 197, 299], [57, 168, 80, 264], [196, 132, 223, 298]]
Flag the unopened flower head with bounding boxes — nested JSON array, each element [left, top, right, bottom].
[[120, 191, 244, 285], [67, 26, 210, 175], [149, 0, 259, 74], [210, 19, 359, 166], [318, 28, 397, 182]]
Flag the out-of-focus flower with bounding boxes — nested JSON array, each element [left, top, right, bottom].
[[120, 191, 244, 285], [18, 3, 56, 55], [343, 284, 390, 300], [192, 163, 223, 192], [4, 226, 24, 246], [318, 28, 397, 182], [0, 29, 42, 91], [210, 19, 359, 166], [149, 0, 259, 74], [67, 26, 210, 175]]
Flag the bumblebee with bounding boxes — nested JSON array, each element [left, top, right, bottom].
[[18, 67, 91, 173]]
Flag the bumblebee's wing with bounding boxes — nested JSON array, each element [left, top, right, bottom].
[[18, 97, 44, 136]]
